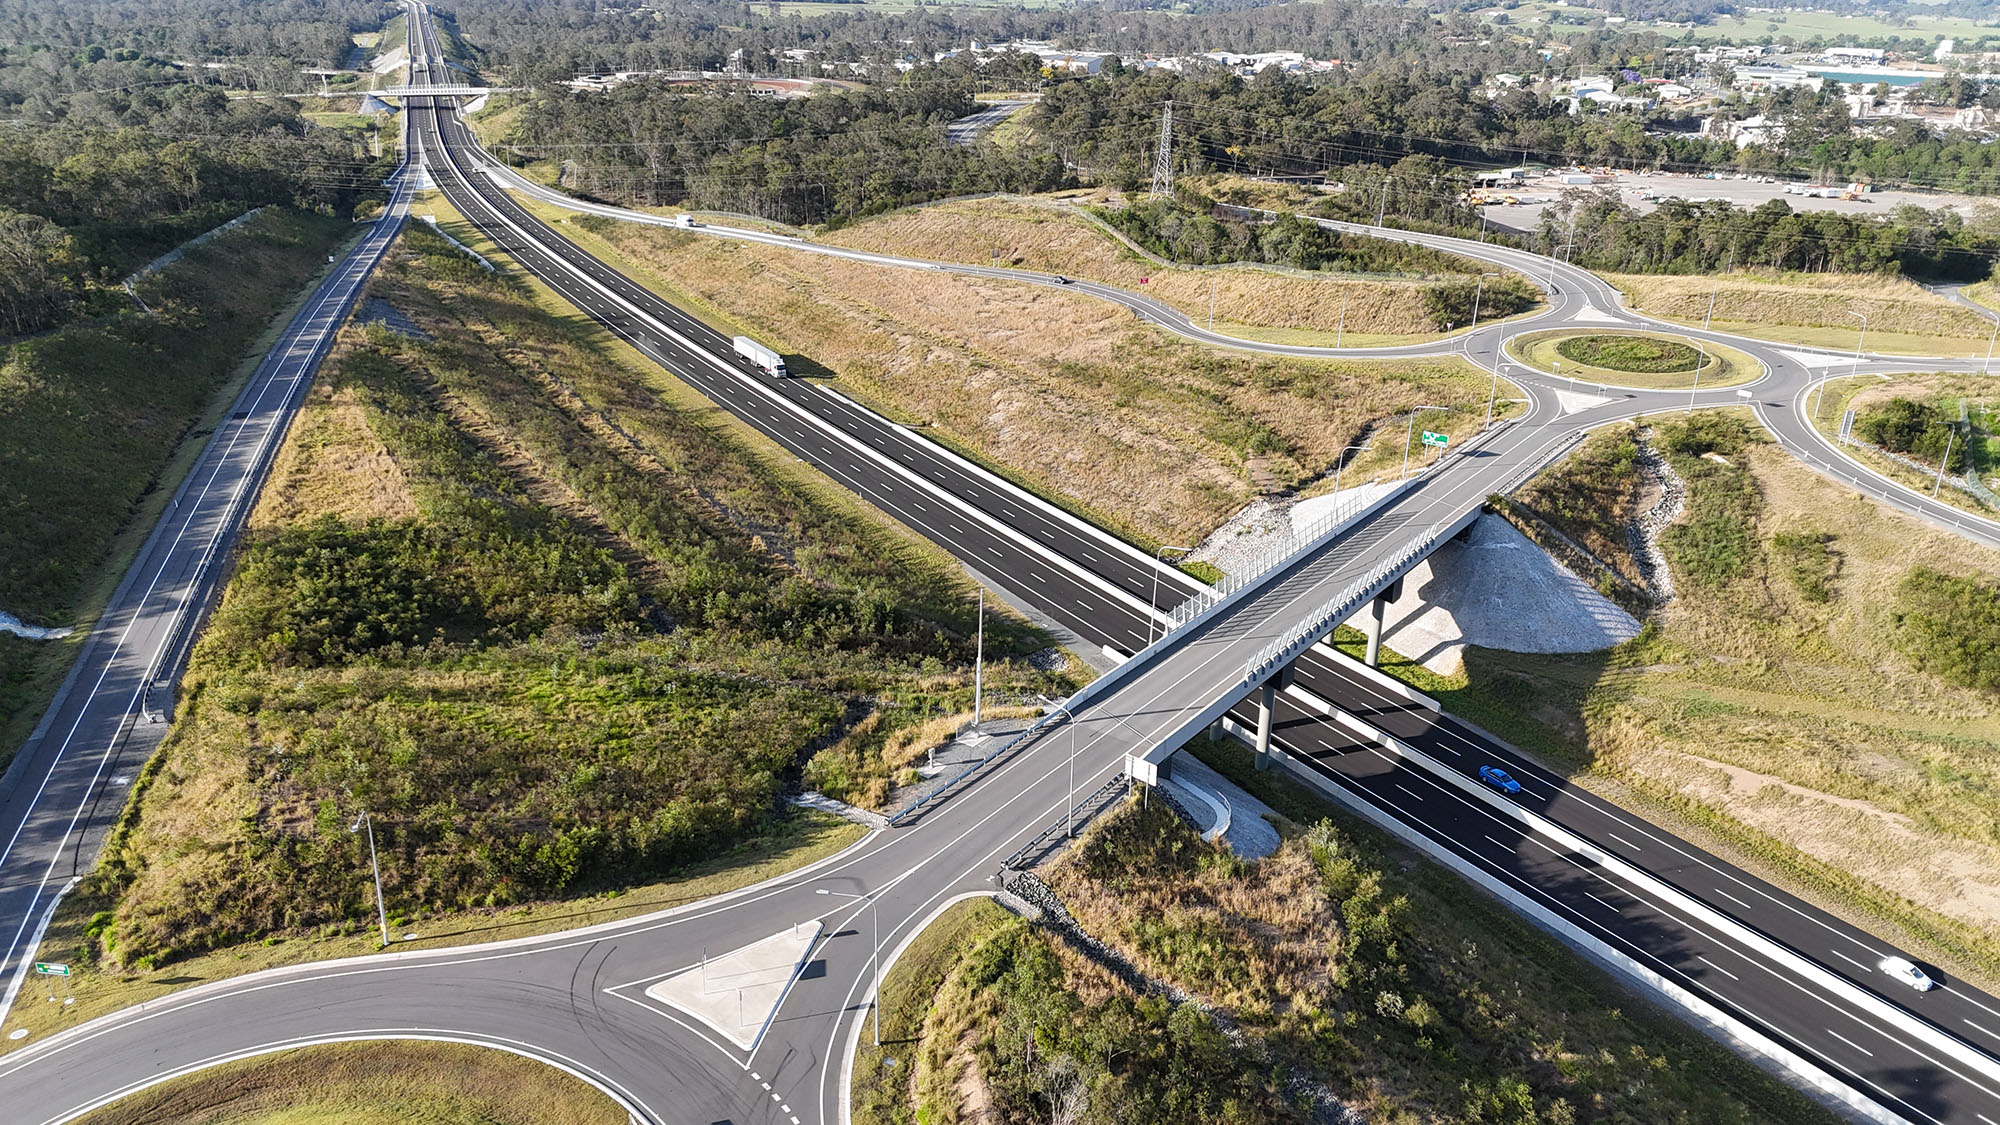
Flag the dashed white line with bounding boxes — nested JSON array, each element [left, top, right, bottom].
[[1607, 833, 1642, 851], [1825, 1029, 1875, 1057], [1968, 1019, 2000, 1041], [1586, 891, 1620, 913], [1393, 784, 1424, 802], [1483, 834, 1514, 853], [1831, 949, 1873, 974], [1698, 956, 1740, 981]]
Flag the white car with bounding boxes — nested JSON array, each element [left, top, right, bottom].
[[1879, 956, 1936, 991]]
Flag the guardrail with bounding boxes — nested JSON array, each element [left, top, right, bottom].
[[1243, 527, 1444, 683]]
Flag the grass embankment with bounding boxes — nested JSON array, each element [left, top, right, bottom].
[[0, 208, 357, 768], [1610, 270, 1999, 356], [1362, 411, 2000, 988], [1506, 329, 1759, 389], [10, 225, 1075, 1019], [859, 758, 1832, 1124], [1806, 372, 2000, 521], [822, 193, 1534, 346], [70, 1039, 625, 1125], [492, 198, 1508, 548]]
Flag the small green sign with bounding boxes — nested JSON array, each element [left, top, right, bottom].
[[33, 962, 70, 977], [1420, 430, 1449, 448]]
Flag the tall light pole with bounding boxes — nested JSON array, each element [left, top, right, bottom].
[[1932, 420, 1958, 498], [349, 811, 389, 949], [1335, 289, 1349, 348], [1403, 405, 1448, 480], [971, 588, 984, 727], [1469, 272, 1499, 336], [1484, 366, 1503, 431], [1148, 545, 1195, 644], [1686, 341, 1706, 412], [1376, 176, 1391, 227], [1984, 318, 1997, 376], [1546, 243, 1574, 291], [1333, 441, 1372, 501], [1704, 284, 1719, 331], [816, 888, 880, 1047], [1849, 311, 1868, 376]]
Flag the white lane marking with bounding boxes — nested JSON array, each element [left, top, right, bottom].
[[1607, 833, 1641, 851], [1968, 1019, 2000, 1041], [1482, 834, 1514, 852], [1715, 888, 1752, 910], [1586, 892, 1620, 913], [1831, 949, 1872, 974], [1698, 956, 1740, 981], [1393, 784, 1424, 802], [1825, 1029, 1875, 1058]]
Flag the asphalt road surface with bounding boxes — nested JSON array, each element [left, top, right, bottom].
[[6, 7, 2000, 1123]]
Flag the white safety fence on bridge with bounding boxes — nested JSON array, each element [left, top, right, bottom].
[[1241, 526, 1444, 684]]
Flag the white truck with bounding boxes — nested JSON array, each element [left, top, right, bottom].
[[733, 335, 788, 377], [673, 213, 697, 228]]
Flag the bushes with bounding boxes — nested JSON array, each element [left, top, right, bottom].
[[1655, 414, 1761, 591], [1554, 333, 1702, 374], [1855, 397, 1966, 472], [1772, 531, 1839, 603], [1894, 567, 2000, 694]]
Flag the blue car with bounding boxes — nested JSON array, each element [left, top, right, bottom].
[[1478, 765, 1522, 795]]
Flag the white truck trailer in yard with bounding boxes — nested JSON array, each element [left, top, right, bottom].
[[733, 335, 788, 377]]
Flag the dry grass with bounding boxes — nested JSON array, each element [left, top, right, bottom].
[[4, 809, 864, 1053], [69, 1039, 625, 1125], [535, 205, 1501, 546], [1806, 371, 2000, 522], [1609, 269, 1997, 353], [1461, 441, 2000, 980], [248, 379, 417, 529], [823, 196, 1453, 339]]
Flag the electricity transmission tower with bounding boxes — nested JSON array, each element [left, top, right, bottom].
[[1150, 100, 1174, 198]]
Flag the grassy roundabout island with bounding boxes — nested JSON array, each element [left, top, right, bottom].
[[1505, 329, 1761, 390]]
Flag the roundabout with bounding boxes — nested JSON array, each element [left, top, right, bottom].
[[1504, 329, 1762, 391]]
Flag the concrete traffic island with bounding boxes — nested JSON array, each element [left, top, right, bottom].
[[645, 922, 824, 1049]]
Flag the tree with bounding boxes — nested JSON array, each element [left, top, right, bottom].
[[0, 207, 84, 335]]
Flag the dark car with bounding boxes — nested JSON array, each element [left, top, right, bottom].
[[1478, 765, 1522, 795]]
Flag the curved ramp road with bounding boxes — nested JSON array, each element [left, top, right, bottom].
[[8, 6, 2000, 1123], [0, 131, 415, 1022]]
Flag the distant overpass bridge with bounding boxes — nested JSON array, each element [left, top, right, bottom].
[[373, 84, 520, 98]]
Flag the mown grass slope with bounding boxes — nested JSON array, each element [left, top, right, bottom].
[[527, 207, 1503, 548], [0, 207, 354, 765], [1387, 413, 2000, 984], [71, 1039, 624, 1125]]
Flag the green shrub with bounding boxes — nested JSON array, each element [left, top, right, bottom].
[[1894, 567, 2000, 693], [1771, 531, 1839, 602], [1554, 333, 1703, 373], [1855, 397, 1966, 471]]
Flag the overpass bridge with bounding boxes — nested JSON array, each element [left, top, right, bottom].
[[373, 84, 518, 99]]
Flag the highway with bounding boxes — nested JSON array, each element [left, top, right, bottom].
[[0, 120, 414, 1024], [6, 6, 2000, 1124]]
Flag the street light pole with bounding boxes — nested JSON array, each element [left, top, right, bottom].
[[1850, 311, 1868, 376], [349, 811, 389, 948], [1932, 419, 1958, 499], [972, 587, 984, 727], [1687, 342, 1706, 412], [1546, 243, 1574, 291], [1485, 366, 1502, 431], [1704, 284, 1718, 331], [816, 888, 880, 1047], [1985, 318, 1997, 376], [1403, 406, 1448, 480], [1148, 545, 1195, 645], [1469, 272, 1498, 336], [1376, 176, 1391, 227], [1335, 290, 1349, 348], [1334, 441, 1372, 501]]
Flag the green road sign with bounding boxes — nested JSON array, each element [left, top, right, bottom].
[[1420, 430, 1449, 448], [33, 962, 70, 977]]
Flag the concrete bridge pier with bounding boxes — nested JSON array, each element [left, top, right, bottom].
[[1362, 575, 1405, 667], [1253, 665, 1297, 770]]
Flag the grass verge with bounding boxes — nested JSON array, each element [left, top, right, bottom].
[[849, 897, 1019, 1125], [1506, 328, 1760, 389], [1609, 270, 1999, 356], [69, 1038, 625, 1125], [1806, 370, 2000, 523], [6, 812, 864, 1053], [0, 209, 364, 770]]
